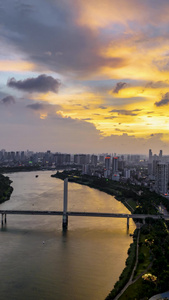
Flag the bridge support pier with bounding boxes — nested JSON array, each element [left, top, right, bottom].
[[127, 217, 129, 229], [1, 213, 4, 225], [62, 178, 68, 230]]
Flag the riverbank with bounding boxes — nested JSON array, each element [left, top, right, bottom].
[[0, 165, 81, 174], [0, 173, 13, 204], [52, 170, 169, 299]]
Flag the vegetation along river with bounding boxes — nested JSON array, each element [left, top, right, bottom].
[[0, 171, 135, 300]]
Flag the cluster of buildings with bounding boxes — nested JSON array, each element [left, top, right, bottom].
[[0, 149, 143, 169], [148, 149, 169, 195], [1, 148, 169, 196]]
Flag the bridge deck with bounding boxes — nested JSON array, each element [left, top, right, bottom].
[[0, 210, 168, 220]]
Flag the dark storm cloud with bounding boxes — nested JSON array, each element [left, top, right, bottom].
[[112, 82, 128, 94], [0, 1, 126, 77], [155, 92, 169, 106], [109, 109, 141, 116], [0, 95, 15, 105], [7, 75, 61, 93]]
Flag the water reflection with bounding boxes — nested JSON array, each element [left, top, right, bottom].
[[0, 171, 135, 300]]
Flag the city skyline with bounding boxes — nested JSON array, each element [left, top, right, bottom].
[[1, 1, 169, 153]]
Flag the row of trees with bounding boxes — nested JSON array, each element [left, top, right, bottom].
[[0, 174, 13, 204]]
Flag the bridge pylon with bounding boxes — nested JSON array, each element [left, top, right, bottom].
[[62, 178, 68, 230]]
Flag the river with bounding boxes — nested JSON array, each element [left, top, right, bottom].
[[0, 171, 135, 300]]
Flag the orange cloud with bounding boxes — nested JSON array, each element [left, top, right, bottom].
[[75, 0, 169, 29], [0, 60, 35, 72]]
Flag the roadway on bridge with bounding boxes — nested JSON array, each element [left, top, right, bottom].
[[0, 210, 169, 220]]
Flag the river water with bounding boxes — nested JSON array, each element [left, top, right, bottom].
[[0, 171, 135, 300]]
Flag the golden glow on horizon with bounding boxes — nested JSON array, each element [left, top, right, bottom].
[[29, 84, 169, 140]]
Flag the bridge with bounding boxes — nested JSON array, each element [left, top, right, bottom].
[[1, 178, 168, 229], [0, 209, 168, 227]]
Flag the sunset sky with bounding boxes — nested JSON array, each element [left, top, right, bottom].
[[1, 0, 169, 154]]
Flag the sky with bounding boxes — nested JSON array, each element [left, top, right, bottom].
[[1, 0, 169, 154]]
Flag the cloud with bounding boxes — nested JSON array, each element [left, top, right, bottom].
[[104, 116, 116, 119], [145, 80, 169, 89], [109, 109, 141, 116], [7, 74, 61, 93], [155, 92, 169, 107], [99, 106, 107, 109], [0, 1, 126, 78], [0, 95, 15, 105], [26, 102, 62, 118], [101, 132, 167, 154], [26, 102, 44, 110], [115, 128, 134, 133], [0, 98, 168, 154], [112, 82, 128, 94]]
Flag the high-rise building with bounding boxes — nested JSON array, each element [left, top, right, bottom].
[[118, 159, 125, 171], [155, 162, 168, 194], [124, 168, 130, 179], [79, 154, 87, 165], [98, 155, 104, 164], [91, 154, 97, 166], [149, 149, 152, 163], [159, 150, 163, 160], [74, 154, 79, 164], [104, 156, 111, 178], [112, 157, 118, 173], [105, 156, 111, 170], [82, 164, 91, 175]]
